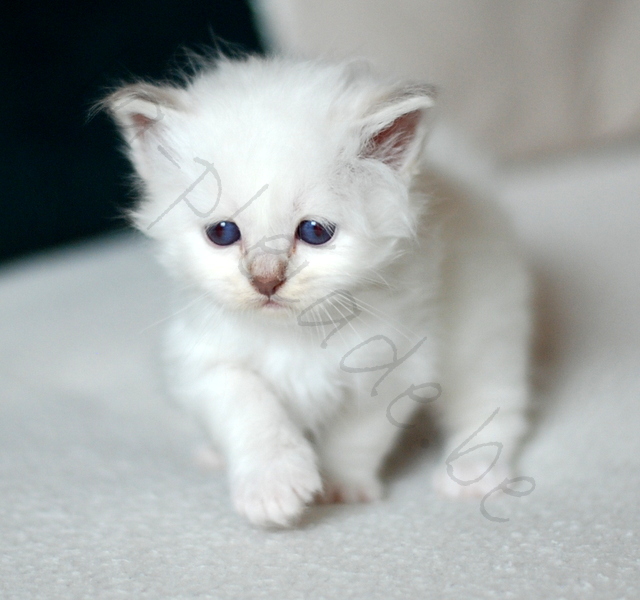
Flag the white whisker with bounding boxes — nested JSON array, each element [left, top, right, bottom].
[[139, 290, 210, 333]]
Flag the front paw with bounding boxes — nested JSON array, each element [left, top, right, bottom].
[[231, 444, 322, 528], [432, 462, 511, 499], [317, 475, 384, 504]]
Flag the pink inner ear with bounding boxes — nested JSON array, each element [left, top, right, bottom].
[[131, 112, 154, 130], [364, 110, 422, 168], [127, 111, 161, 142]]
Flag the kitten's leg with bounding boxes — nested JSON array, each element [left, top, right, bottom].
[[316, 386, 421, 504], [434, 237, 531, 498], [193, 365, 322, 527], [433, 387, 529, 498]]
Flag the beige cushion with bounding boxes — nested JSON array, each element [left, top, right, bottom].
[[253, 0, 640, 158]]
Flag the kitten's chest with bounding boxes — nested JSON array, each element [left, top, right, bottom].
[[176, 294, 435, 428], [184, 313, 351, 428], [253, 338, 347, 428]]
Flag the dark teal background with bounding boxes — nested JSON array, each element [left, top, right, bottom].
[[1, 0, 262, 264]]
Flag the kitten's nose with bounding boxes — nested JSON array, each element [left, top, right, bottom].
[[251, 275, 285, 297]]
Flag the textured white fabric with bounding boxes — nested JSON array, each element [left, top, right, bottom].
[[1, 144, 639, 598], [253, 0, 640, 158]]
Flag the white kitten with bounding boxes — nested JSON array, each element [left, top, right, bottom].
[[103, 55, 531, 527]]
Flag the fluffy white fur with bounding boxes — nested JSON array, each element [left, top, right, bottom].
[[104, 55, 531, 527]]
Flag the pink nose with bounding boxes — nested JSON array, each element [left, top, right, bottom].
[[252, 275, 285, 297]]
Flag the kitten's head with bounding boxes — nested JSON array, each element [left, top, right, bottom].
[[102, 56, 435, 318]]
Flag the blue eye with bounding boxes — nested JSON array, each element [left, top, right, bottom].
[[205, 221, 241, 246], [296, 220, 336, 245]]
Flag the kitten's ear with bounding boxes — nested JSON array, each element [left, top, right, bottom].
[[98, 83, 186, 176], [359, 84, 436, 173]]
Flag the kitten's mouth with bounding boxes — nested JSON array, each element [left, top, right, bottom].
[[259, 295, 298, 310], [262, 299, 284, 309]]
